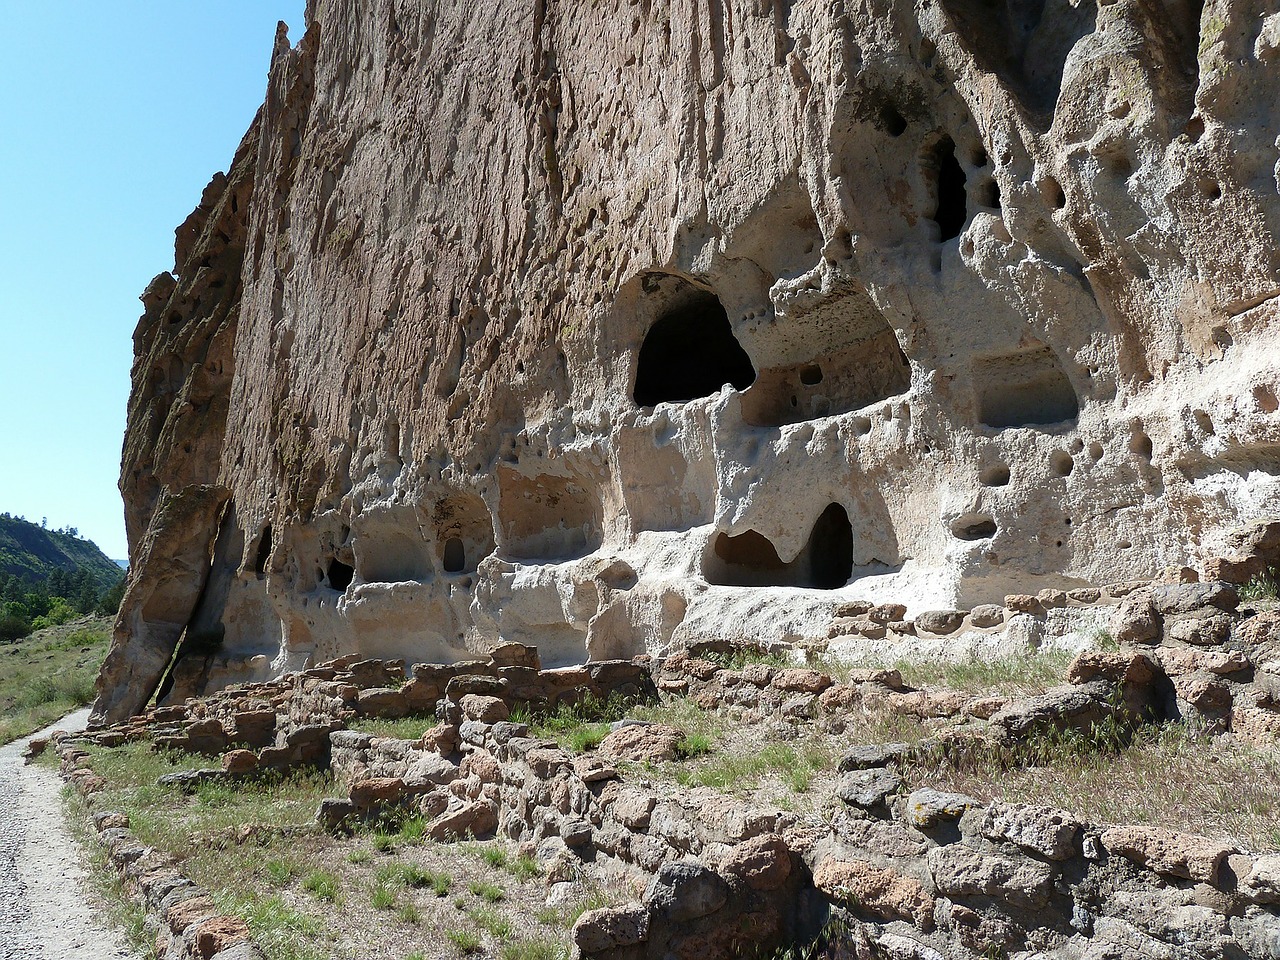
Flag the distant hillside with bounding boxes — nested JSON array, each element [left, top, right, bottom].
[[0, 514, 123, 592]]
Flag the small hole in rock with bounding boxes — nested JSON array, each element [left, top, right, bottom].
[[1254, 385, 1279, 413], [1194, 410, 1215, 434], [1186, 116, 1205, 142], [1051, 451, 1074, 476], [979, 179, 1000, 209], [1040, 176, 1066, 210], [980, 464, 1011, 487], [799, 364, 823, 385], [1089, 441, 1104, 461], [879, 103, 907, 137], [853, 417, 872, 436], [1130, 429, 1154, 462], [951, 514, 998, 541]]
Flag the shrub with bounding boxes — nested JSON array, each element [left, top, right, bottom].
[[1240, 571, 1279, 604]]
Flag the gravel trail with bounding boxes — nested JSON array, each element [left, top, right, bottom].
[[0, 710, 138, 960]]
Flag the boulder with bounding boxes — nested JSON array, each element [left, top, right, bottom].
[[644, 861, 730, 921], [572, 904, 650, 954], [1100, 825, 1234, 885], [813, 857, 934, 928], [927, 843, 1056, 909], [914, 610, 967, 635], [597, 723, 685, 763], [720, 834, 792, 891]]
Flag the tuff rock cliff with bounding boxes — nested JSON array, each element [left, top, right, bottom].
[[94, 0, 1280, 723]]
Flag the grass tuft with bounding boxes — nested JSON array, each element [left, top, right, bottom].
[[468, 879, 505, 903], [447, 929, 483, 954]]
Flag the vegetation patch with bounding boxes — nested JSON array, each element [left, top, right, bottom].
[[0, 617, 111, 743]]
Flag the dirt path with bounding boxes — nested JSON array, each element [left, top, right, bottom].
[[0, 710, 138, 960]]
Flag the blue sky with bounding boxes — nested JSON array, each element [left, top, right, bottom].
[[0, 3, 305, 559]]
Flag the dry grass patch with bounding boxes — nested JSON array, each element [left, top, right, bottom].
[[887, 649, 1076, 698], [912, 722, 1280, 852]]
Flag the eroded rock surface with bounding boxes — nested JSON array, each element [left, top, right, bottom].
[[97, 2, 1280, 721]]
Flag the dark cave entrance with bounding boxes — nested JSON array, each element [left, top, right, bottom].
[[253, 525, 272, 579], [326, 558, 354, 591], [808, 503, 854, 589], [705, 502, 854, 590], [442, 536, 466, 573], [633, 289, 755, 407], [931, 136, 968, 242]]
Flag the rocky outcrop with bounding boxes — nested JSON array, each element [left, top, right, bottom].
[[99, 2, 1280, 717]]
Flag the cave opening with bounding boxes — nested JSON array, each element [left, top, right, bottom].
[[442, 536, 466, 573], [931, 137, 968, 242], [326, 558, 354, 591], [705, 502, 854, 590], [808, 503, 854, 589], [254, 525, 272, 579], [634, 289, 755, 407], [975, 345, 1079, 429]]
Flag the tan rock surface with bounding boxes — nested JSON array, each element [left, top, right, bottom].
[[97, 2, 1280, 716]]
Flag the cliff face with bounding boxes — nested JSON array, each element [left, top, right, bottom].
[[95, 1, 1280, 721]]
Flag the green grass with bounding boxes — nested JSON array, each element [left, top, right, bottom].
[[509, 853, 540, 881], [398, 815, 427, 844], [234, 894, 328, 960], [348, 848, 372, 864], [565, 722, 610, 752], [888, 650, 1075, 697], [399, 864, 452, 896], [677, 732, 712, 758], [674, 741, 834, 792], [501, 941, 568, 960], [468, 879, 505, 902], [349, 715, 436, 739], [518, 693, 631, 751], [471, 906, 513, 937], [371, 883, 397, 910], [0, 617, 111, 743], [266, 857, 300, 886], [1239, 571, 1279, 604], [397, 902, 421, 925], [79, 741, 337, 960], [302, 869, 340, 903], [447, 929, 483, 954]]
